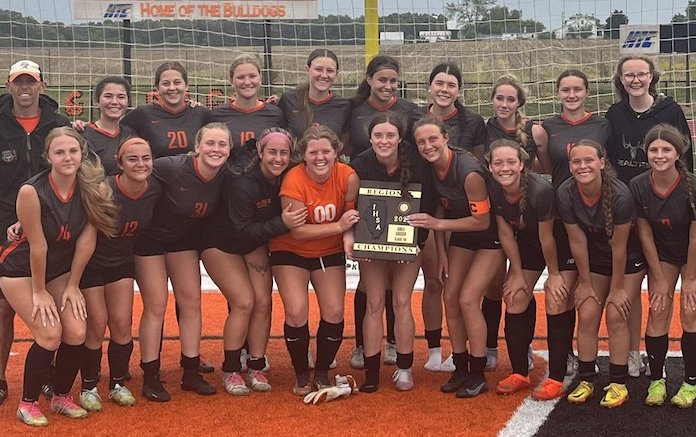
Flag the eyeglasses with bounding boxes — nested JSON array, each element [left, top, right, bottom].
[[622, 71, 651, 81]]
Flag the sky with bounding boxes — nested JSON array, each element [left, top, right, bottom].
[[0, 0, 691, 31]]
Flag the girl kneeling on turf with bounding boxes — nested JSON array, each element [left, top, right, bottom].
[[557, 139, 645, 408]]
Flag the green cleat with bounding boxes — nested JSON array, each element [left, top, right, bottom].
[[671, 382, 696, 408], [645, 379, 667, 407], [109, 384, 136, 406], [79, 387, 103, 412]]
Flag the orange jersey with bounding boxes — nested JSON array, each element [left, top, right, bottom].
[[270, 162, 355, 258]]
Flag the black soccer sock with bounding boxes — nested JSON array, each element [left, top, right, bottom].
[[682, 331, 696, 385], [578, 359, 597, 382], [547, 312, 572, 382], [22, 342, 55, 402], [316, 319, 344, 371], [505, 311, 531, 376], [425, 328, 442, 349], [452, 351, 470, 375], [81, 345, 102, 391], [609, 363, 628, 385], [140, 359, 161, 385], [396, 352, 414, 370], [386, 289, 396, 344], [180, 354, 200, 381], [354, 289, 366, 348], [108, 339, 133, 389], [524, 298, 537, 344], [284, 322, 309, 376], [361, 352, 381, 392], [482, 297, 502, 349], [222, 349, 242, 373], [54, 342, 85, 396], [247, 356, 265, 371], [645, 334, 668, 381], [469, 355, 486, 377]]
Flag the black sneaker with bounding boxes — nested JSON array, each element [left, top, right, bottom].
[[0, 380, 7, 405], [456, 376, 487, 398], [440, 372, 468, 393], [142, 378, 171, 402], [181, 374, 216, 395]]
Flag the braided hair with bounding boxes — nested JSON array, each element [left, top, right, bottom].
[[486, 139, 531, 229], [644, 122, 696, 218]]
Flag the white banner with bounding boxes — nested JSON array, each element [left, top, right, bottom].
[[619, 24, 660, 54], [72, 0, 319, 20]]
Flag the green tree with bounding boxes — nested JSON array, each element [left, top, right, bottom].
[[672, 1, 696, 22], [445, 0, 496, 38], [475, 5, 545, 35], [673, 13, 688, 23]]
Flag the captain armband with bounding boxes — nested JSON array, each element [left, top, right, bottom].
[[469, 198, 491, 215]]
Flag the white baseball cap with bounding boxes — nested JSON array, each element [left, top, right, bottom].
[[8, 60, 42, 82]]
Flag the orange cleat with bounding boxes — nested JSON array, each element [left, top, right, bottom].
[[532, 378, 565, 401], [496, 373, 531, 395]]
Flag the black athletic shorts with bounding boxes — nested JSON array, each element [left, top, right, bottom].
[[133, 232, 200, 256], [270, 251, 345, 271], [589, 257, 646, 276], [449, 232, 501, 251], [80, 261, 135, 289], [520, 244, 576, 272]]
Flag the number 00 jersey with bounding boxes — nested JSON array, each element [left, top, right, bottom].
[[0, 170, 87, 279], [269, 162, 355, 258]]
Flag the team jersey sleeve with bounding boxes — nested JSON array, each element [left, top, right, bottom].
[[628, 177, 647, 219], [533, 178, 556, 222], [227, 175, 288, 243], [120, 107, 145, 133], [278, 167, 306, 203], [555, 181, 577, 224], [612, 182, 637, 225], [152, 156, 175, 185], [468, 111, 488, 147]]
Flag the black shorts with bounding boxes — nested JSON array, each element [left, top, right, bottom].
[[270, 251, 345, 271], [133, 232, 200, 256], [449, 232, 501, 251], [589, 257, 646, 276], [199, 237, 262, 256], [80, 261, 135, 289]]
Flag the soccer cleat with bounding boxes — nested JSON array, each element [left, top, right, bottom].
[[600, 383, 629, 408], [142, 378, 171, 402], [223, 372, 250, 396], [567, 380, 594, 404], [440, 372, 468, 393], [532, 378, 565, 401], [392, 368, 414, 391], [292, 371, 312, 397], [246, 369, 271, 392], [628, 351, 645, 377], [566, 352, 578, 376], [456, 376, 487, 398], [424, 347, 443, 372], [108, 384, 136, 406], [384, 342, 397, 365], [485, 347, 498, 372], [51, 394, 88, 418], [350, 346, 365, 370], [79, 387, 103, 412], [0, 380, 7, 405], [181, 373, 216, 395], [17, 401, 48, 426], [671, 382, 696, 408], [496, 373, 531, 395], [314, 372, 333, 390], [644, 378, 667, 407]]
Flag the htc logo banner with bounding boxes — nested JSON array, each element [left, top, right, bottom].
[[104, 4, 133, 19], [619, 24, 659, 54]]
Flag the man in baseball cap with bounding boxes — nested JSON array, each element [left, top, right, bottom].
[[8, 60, 43, 82], [0, 58, 70, 406]]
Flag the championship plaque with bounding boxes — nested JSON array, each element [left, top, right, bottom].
[[353, 180, 421, 262]]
